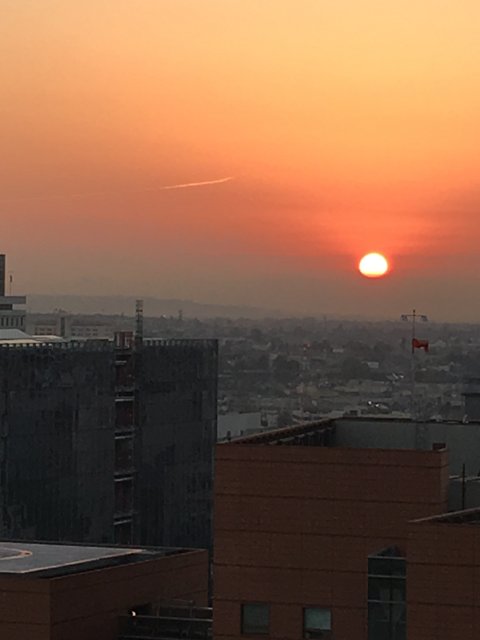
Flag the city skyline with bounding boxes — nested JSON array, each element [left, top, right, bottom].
[[2, 1, 480, 320]]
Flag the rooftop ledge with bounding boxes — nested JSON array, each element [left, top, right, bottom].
[[0, 296, 26, 305], [413, 507, 480, 526]]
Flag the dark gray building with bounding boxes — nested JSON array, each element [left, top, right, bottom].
[[137, 340, 217, 548], [0, 336, 217, 551]]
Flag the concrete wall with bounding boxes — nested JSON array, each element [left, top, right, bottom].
[[336, 418, 480, 475], [217, 412, 261, 440], [214, 442, 448, 640], [138, 340, 217, 550], [449, 476, 480, 511], [0, 339, 218, 551], [0, 549, 208, 640], [0, 344, 115, 543]]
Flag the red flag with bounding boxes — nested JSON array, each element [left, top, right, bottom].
[[412, 338, 429, 353]]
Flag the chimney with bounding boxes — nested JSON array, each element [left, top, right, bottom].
[[0, 255, 5, 296]]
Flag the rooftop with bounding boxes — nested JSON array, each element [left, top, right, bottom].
[[228, 419, 335, 446], [224, 416, 479, 451], [0, 540, 189, 578], [0, 329, 68, 345], [414, 507, 480, 526], [0, 329, 35, 342], [224, 417, 480, 477]]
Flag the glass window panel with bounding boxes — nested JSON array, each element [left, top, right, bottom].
[[391, 580, 406, 603], [392, 604, 406, 640], [368, 557, 406, 577], [392, 604, 406, 625], [368, 578, 405, 602], [304, 607, 332, 631], [368, 619, 391, 640], [368, 577, 391, 602], [368, 602, 389, 623], [241, 603, 269, 635]]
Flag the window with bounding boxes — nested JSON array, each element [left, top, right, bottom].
[[368, 547, 406, 640], [114, 477, 134, 516], [241, 603, 269, 635], [115, 436, 134, 473], [114, 519, 133, 545], [303, 608, 332, 639]]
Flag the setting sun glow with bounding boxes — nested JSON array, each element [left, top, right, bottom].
[[358, 253, 389, 279], [4, 1, 480, 318]]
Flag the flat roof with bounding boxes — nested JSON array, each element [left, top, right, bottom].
[[227, 420, 335, 446], [414, 507, 480, 526], [0, 296, 26, 305], [224, 416, 480, 448], [0, 329, 67, 345], [0, 329, 32, 341], [0, 541, 188, 578]]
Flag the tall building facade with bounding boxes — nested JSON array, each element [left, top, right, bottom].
[[0, 338, 217, 550], [138, 340, 217, 549]]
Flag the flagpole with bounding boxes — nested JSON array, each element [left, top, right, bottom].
[[411, 309, 416, 419], [401, 309, 428, 422]]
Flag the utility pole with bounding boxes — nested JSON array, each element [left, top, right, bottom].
[[401, 309, 428, 448], [135, 299, 144, 349]]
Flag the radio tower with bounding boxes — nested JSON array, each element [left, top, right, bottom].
[[401, 309, 429, 448]]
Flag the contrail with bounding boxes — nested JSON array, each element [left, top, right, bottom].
[[152, 176, 233, 191], [0, 176, 234, 203]]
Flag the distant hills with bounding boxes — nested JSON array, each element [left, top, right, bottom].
[[26, 294, 281, 319]]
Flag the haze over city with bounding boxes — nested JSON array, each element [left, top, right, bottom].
[[2, 1, 480, 320]]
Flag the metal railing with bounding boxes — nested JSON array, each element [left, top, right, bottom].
[[118, 612, 212, 640]]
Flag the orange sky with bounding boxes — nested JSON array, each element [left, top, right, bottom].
[[2, 1, 480, 319]]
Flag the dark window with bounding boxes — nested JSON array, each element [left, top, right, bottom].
[[303, 607, 332, 638], [116, 401, 134, 429], [115, 436, 134, 473], [115, 478, 134, 516], [368, 547, 406, 640], [114, 520, 133, 545], [241, 603, 269, 635]]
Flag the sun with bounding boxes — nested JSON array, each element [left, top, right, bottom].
[[358, 252, 389, 278]]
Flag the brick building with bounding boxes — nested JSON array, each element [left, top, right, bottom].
[[213, 418, 480, 640], [407, 509, 480, 640], [0, 540, 208, 640]]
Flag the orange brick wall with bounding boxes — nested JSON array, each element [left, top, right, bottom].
[[50, 549, 208, 640], [0, 549, 208, 640], [214, 444, 449, 640], [408, 521, 480, 640], [0, 577, 50, 640]]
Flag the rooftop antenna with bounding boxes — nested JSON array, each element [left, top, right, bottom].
[[401, 309, 429, 448], [135, 299, 144, 348]]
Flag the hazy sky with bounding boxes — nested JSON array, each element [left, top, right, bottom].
[[2, 0, 480, 320]]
